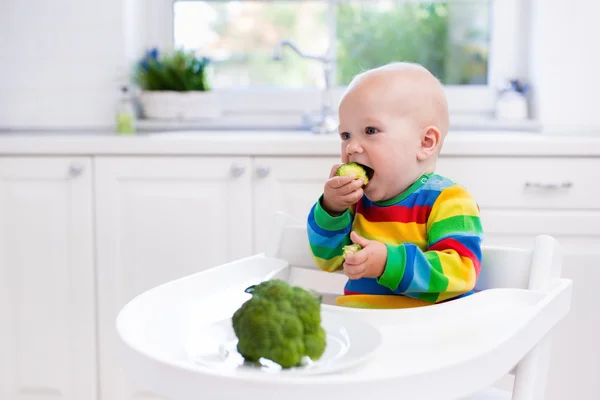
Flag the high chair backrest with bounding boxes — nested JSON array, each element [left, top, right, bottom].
[[265, 211, 563, 292]]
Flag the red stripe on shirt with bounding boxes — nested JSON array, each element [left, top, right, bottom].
[[429, 237, 482, 276], [357, 203, 432, 224]]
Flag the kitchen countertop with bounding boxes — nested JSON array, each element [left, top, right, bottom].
[[0, 130, 599, 156]]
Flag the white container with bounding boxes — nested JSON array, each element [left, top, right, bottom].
[[139, 90, 222, 120], [495, 91, 529, 120]]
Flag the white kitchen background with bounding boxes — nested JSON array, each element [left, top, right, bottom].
[[1, 1, 600, 400]]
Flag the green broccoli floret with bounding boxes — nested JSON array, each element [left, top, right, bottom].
[[231, 279, 326, 368], [343, 243, 362, 258], [336, 162, 369, 186]]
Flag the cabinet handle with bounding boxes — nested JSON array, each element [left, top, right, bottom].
[[524, 181, 573, 190], [230, 164, 246, 177], [69, 163, 84, 178], [256, 166, 271, 178]]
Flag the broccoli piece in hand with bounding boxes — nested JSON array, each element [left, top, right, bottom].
[[343, 243, 362, 258], [231, 279, 326, 368], [336, 162, 369, 186]]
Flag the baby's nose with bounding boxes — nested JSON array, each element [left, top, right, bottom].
[[346, 141, 363, 154]]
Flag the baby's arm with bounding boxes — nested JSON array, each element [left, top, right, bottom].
[[306, 197, 354, 272], [377, 185, 483, 302]]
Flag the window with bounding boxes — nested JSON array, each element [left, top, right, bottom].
[[159, 0, 527, 125], [174, 0, 489, 88]]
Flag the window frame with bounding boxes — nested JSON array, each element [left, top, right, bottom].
[[145, 0, 530, 125]]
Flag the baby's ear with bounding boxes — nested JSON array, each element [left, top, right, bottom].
[[417, 126, 441, 161]]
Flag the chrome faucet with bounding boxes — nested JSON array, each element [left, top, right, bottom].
[[272, 39, 338, 134]]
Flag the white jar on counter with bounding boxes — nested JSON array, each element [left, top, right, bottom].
[[495, 90, 529, 120]]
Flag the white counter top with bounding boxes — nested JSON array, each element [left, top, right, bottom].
[[0, 130, 598, 156]]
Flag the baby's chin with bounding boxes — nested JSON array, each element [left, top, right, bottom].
[[363, 185, 387, 203], [364, 182, 409, 203], [365, 193, 391, 203]]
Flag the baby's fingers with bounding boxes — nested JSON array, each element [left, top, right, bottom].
[[328, 174, 356, 189], [345, 249, 368, 265], [341, 187, 364, 204], [344, 262, 366, 280], [340, 178, 363, 195], [329, 164, 341, 179]]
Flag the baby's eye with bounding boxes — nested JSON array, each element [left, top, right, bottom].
[[365, 127, 379, 135], [340, 132, 351, 140]]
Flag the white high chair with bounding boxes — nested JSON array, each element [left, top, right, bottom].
[[116, 211, 573, 400]]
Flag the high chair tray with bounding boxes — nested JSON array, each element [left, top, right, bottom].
[[116, 254, 572, 400]]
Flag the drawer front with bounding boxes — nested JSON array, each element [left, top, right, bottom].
[[436, 157, 599, 209], [479, 210, 600, 236]]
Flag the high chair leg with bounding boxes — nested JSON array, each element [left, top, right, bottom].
[[510, 235, 561, 400], [511, 335, 553, 400]]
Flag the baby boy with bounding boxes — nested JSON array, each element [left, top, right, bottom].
[[307, 62, 483, 306]]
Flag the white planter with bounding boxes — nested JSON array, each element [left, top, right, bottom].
[[139, 91, 222, 120]]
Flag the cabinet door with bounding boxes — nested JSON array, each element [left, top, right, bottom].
[[253, 157, 339, 253], [95, 156, 253, 400], [480, 210, 600, 400], [546, 240, 600, 400], [0, 157, 96, 400]]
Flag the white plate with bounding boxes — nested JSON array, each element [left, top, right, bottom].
[[184, 310, 382, 376]]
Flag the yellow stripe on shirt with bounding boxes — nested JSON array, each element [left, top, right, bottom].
[[353, 213, 428, 248]]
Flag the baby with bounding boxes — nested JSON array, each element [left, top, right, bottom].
[[307, 62, 483, 307]]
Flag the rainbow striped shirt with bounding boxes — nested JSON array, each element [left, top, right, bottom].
[[307, 173, 484, 303]]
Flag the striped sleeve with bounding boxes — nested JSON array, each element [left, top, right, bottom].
[[306, 196, 354, 272], [376, 185, 483, 303]]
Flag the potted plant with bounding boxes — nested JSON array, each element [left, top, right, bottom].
[[134, 48, 221, 120]]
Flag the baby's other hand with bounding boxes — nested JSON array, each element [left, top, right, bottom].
[[321, 164, 364, 215], [343, 232, 387, 280]]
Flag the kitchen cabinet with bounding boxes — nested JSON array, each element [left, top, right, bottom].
[[0, 157, 96, 400], [0, 146, 598, 400], [94, 156, 253, 400], [547, 240, 600, 400], [91, 154, 600, 400], [252, 156, 339, 253], [436, 157, 600, 400], [477, 212, 600, 400]]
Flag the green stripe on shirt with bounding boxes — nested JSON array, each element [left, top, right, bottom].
[[424, 251, 449, 293], [377, 244, 407, 290], [313, 196, 353, 231], [428, 215, 483, 244]]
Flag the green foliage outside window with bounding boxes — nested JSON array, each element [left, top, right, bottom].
[[335, 3, 489, 85]]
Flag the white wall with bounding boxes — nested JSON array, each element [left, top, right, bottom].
[[0, 0, 599, 134], [528, 0, 600, 134], [0, 0, 127, 130], [124, 0, 174, 66]]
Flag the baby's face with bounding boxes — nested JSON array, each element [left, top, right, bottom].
[[338, 80, 425, 202]]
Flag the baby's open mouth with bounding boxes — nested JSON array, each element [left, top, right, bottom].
[[356, 163, 375, 183]]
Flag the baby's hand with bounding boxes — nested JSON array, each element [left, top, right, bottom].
[[321, 164, 364, 215], [343, 232, 387, 280]]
